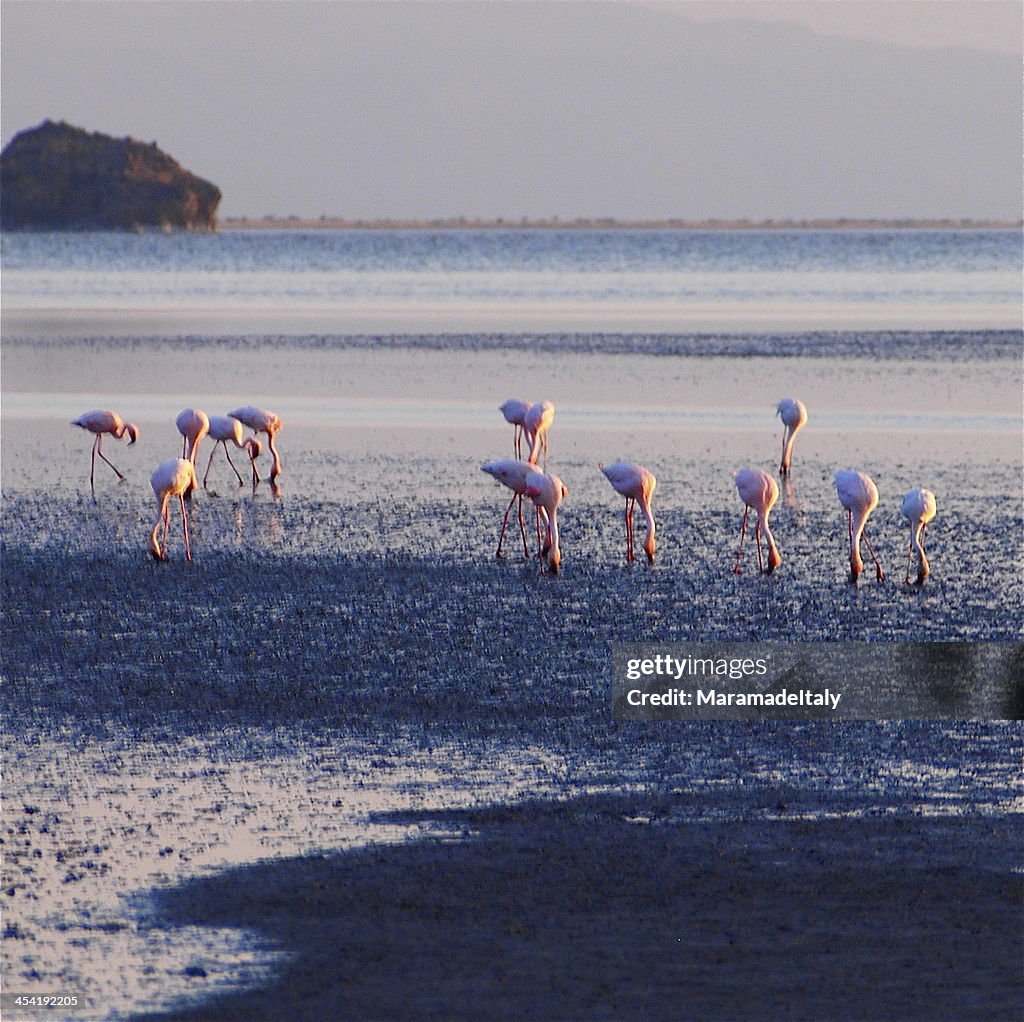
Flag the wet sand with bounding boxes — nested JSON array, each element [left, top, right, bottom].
[[2, 330, 1022, 1020]]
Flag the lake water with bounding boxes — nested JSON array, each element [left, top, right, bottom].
[[2, 228, 1019, 332]]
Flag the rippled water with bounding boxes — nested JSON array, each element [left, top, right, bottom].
[[2, 228, 1018, 311]]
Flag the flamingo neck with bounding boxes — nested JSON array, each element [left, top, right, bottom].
[[547, 509, 560, 572], [912, 522, 930, 579], [760, 513, 781, 569], [850, 509, 870, 572], [150, 494, 169, 558], [640, 499, 656, 560], [268, 434, 282, 479]]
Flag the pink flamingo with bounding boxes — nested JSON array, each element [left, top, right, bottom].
[[175, 408, 210, 464], [834, 469, 884, 583], [149, 458, 199, 562], [481, 459, 535, 559], [600, 462, 657, 565], [71, 410, 139, 493], [901, 488, 937, 585], [203, 415, 262, 488], [524, 469, 568, 574], [524, 400, 555, 469], [776, 398, 808, 475], [228, 406, 283, 482], [499, 399, 533, 459], [733, 468, 782, 575]]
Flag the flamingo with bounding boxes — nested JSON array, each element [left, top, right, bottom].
[[733, 468, 782, 575], [776, 398, 808, 475], [71, 410, 139, 493], [228, 406, 283, 482], [203, 415, 262, 488], [834, 469, 884, 583], [149, 458, 199, 562], [901, 488, 937, 585], [524, 469, 568, 574], [524, 400, 555, 469], [175, 408, 210, 464], [499, 399, 533, 459], [600, 462, 657, 565], [481, 459, 536, 559]]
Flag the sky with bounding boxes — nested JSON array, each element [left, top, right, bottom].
[[1, 1, 1020, 220]]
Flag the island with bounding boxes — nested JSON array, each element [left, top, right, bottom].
[[0, 120, 221, 231]]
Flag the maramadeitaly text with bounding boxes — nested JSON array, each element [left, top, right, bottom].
[[626, 689, 842, 710]]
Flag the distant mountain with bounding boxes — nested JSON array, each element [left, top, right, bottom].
[[0, 120, 221, 231]]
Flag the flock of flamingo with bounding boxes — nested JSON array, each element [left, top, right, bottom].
[[71, 395, 937, 585], [483, 396, 937, 585], [71, 406, 282, 561]]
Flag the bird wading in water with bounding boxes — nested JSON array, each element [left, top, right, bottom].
[[733, 468, 782, 575], [600, 462, 657, 565], [71, 410, 139, 494], [834, 469, 884, 583]]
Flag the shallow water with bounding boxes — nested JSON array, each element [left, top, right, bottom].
[[2, 232, 1022, 1019]]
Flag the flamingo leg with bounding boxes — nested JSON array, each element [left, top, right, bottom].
[[95, 435, 125, 481], [862, 529, 885, 581], [516, 494, 529, 559], [624, 498, 633, 562], [222, 444, 245, 486], [513, 425, 522, 459], [202, 444, 219, 487], [535, 506, 544, 562], [496, 491, 517, 557], [89, 436, 98, 493], [733, 506, 749, 574], [780, 427, 787, 474], [180, 494, 192, 562]]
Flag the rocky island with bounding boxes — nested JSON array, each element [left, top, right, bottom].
[[0, 120, 221, 231]]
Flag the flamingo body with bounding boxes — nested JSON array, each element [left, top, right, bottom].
[[499, 398, 533, 459], [524, 470, 568, 574], [776, 398, 808, 475], [228, 406, 282, 481], [524, 400, 555, 468], [834, 469, 884, 583], [150, 458, 198, 561], [901, 487, 937, 585], [481, 459, 536, 559], [733, 468, 781, 575], [71, 409, 139, 492], [175, 408, 210, 464], [204, 415, 262, 488], [600, 462, 657, 565]]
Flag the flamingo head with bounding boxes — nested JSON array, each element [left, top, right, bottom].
[[849, 550, 864, 583], [549, 546, 561, 574], [125, 423, 140, 445], [765, 547, 782, 574], [643, 534, 656, 565], [245, 438, 263, 461]]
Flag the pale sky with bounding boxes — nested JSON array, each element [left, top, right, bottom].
[[648, 1, 1022, 55], [1, 1, 1020, 220]]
